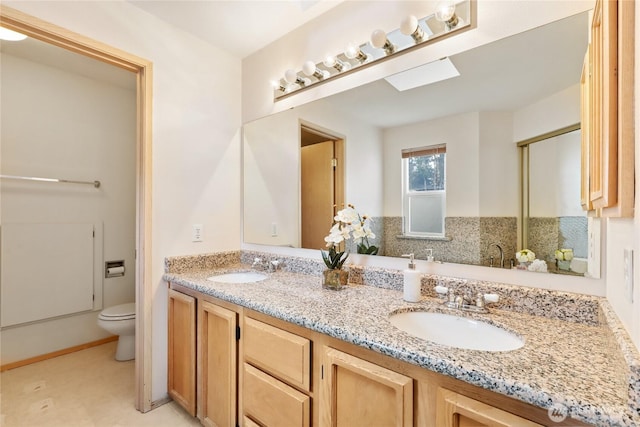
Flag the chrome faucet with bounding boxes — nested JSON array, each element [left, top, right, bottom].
[[251, 257, 267, 271], [434, 286, 500, 313], [489, 243, 504, 268]]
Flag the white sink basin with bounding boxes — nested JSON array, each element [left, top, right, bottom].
[[389, 311, 524, 352], [207, 272, 267, 283]]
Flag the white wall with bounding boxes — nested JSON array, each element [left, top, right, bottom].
[[244, 99, 383, 246], [604, 3, 640, 350], [5, 0, 242, 402], [382, 112, 480, 217], [1, 52, 136, 363], [478, 112, 518, 217]]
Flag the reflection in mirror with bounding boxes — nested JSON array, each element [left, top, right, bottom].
[[243, 11, 590, 272], [520, 127, 588, 275]]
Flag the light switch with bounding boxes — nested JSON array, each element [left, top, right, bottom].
[[624, 249, 634, 302], [271, 223, 278, 237]]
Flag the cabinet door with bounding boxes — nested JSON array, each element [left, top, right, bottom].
[[320, 346, 413, 427], [168, 288, 196, 416], [589, 0, 618, 209], [436, 388, 543, 427], [199, 300, 237, 427]]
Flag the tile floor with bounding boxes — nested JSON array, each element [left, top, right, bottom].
[[1, 342, 201, 427]]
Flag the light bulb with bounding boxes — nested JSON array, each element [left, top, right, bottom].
[[271, 80, 286, 92], [284, 69, 306, 86], [302, 60, 329, 80], [435, 0, 459, 29], [400, 15, 425, 43], [370, 29, 395, 55], [0, 27, 28, 41], [345, 42, 367, 63], [323, 56, 336, 68]]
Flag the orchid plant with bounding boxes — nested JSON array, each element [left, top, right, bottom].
[[322, 204, 378, 269]]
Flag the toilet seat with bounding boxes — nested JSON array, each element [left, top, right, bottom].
[[99, 303, 135, 321]]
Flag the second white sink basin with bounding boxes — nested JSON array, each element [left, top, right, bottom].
[[389, 311, 524, 352], [207, 272, 267, 283]]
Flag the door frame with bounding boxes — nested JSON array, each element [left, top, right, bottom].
[[0, 5, 154, 412]]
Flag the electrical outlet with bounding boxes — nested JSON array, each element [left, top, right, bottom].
[[192, 224, 203, 242], [624, 249, 634, 302]]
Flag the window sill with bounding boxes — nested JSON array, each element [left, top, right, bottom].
[[396, 235, 452, 242]]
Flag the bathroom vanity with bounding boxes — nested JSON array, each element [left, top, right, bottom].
[[164, 251, 640, 427]]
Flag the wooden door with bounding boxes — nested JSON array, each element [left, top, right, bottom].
[[168, 288, 197, 416], [301, 140, 336, 249], [198, 301, 238, 427], [319, 346, 413, 427], [436, 388, 543, 427]]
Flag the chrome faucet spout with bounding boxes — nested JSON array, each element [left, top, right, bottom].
[[489, 243, 504, 268]]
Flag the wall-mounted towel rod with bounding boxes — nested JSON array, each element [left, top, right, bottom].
[[0, 174, 101, 188]]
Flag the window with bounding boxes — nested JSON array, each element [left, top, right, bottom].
[[402, 145, 446, 237]]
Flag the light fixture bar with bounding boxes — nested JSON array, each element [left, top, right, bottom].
[[272, 0, 472, 100]]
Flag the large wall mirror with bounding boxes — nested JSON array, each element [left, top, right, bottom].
[[243, 11, 591, 275]]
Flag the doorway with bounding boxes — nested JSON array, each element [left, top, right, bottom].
[[300, 124, 344, 249], [0, 6, 153, 412]]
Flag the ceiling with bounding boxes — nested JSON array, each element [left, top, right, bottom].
[[127, 0, 345, 58]]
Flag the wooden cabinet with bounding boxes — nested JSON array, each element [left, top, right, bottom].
[[169, 284, 591, 427], [582, 0, 635, 217], [242, 316, 312, 427], [319, 346, 413, 427], [435, 388, 543, 427], [198, 300, 238, 427], [168, 288, 197, 416], [168, 286, 239, 426]]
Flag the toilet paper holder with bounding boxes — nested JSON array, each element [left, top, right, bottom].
[[105, 260, 125, 278]]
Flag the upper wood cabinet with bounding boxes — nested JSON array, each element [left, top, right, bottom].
[[582, 0, 635, 217]]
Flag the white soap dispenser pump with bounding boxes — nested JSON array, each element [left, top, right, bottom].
[[401, 253, 421, 302]]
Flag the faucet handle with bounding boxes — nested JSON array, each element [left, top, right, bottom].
[[434, 285, 449, 296], [483, 294, 500, 303], [269, 259, 281, 271]]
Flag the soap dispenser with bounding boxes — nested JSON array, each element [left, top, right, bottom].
[[401, 253, 421, 302]]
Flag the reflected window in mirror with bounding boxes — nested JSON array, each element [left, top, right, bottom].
[[402, 144, 446, 237]]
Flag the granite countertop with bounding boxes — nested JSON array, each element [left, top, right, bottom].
[[164, 262, 640, 427]]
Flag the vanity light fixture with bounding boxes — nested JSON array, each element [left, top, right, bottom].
[[370, 29, 395, 55], [284, 69, 308, 87], [272, 0, 472, 100], [435, 0, 460, 30], [400, 15, 426, 43], [303, 61, 330, 79], [0, 27, 28, 41], [323, 55, 350, 72], [344, 42, 368, 63]]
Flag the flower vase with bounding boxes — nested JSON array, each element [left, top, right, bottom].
[[557, 260, 571, 271], [322, 269, 349, 290], [517, 261, 531, 270]]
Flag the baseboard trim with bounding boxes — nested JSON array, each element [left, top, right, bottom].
[[150, 396, 172, 411], [0, 335, 119, 372]]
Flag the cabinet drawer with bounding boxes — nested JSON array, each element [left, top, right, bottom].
[[244, 317, 311, 391], [243, 363, 310, 427]]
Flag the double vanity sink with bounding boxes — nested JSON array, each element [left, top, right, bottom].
[[167, 255, 638, 426]]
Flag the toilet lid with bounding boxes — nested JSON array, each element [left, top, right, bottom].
[[99, 303, 135, 320]]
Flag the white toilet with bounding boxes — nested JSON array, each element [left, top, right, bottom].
[[98, 303, 136, 361]]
